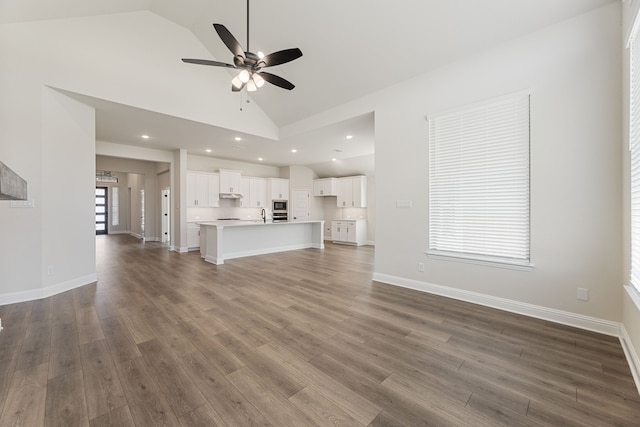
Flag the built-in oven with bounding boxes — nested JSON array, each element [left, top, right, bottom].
[[272, 200, 288, 222]]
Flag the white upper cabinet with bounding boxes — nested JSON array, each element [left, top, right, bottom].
[[187, 171, 220, 207], [313, 178, 337, 196], [267, 178, 289, 200], [219, 169, 242, 193], [336, 176, 367, 208], [250, 177, 267, 208], [240, 176, 266, 208]]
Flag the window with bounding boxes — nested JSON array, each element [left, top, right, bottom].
[[630, 26, 640, 293], [428, 93, 531, 268], [112, 187, 119, 226]]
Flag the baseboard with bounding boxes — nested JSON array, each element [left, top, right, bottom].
[[372, 273, 621, 337], [108, 230, 128, 235], [620, 323, 640, 396], [0, 273, 98, 306]]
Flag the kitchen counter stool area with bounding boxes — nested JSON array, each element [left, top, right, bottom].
[[199, 220, 324, 265]]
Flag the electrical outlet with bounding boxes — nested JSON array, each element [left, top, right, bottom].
[[418, 262, 425, 272], [577, 288, 589, 301]]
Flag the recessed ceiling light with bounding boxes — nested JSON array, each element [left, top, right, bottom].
[[206, 149, 212, 153], [141, 134, 150, 139], [346, 135, 353, 139], [331, 158, 337, 162], [258, 157, 263, 161], [291, 149, 297, 153], [235, 137, 242, 141]]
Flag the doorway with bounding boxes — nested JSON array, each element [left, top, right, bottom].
[[95, 187, 108, 235], [161, 188, 170, 243]]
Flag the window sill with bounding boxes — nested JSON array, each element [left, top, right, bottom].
[[625, 285, 640, 312], [426, 251, 534, 271]]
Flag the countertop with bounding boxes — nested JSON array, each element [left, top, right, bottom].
[[198, 220, 323, 227]]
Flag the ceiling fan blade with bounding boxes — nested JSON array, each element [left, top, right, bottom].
[[213, 24, 245, 59], [259, 72, 295, 90], [260, 48, 303, 67], [182, 58, 236, 69]]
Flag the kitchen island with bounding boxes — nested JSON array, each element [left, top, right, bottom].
[[198, 220, 324, 265]]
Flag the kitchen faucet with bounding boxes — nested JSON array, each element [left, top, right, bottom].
[[261, 208, 266, 223]]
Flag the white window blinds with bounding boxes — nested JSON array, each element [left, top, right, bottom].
[[428, 93, 530, 265], [630, 29, 640, 293]]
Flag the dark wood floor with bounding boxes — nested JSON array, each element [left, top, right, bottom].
[[0, 234, 639, 426]]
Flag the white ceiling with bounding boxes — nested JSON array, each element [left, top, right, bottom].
[[1, 0, 615, 176]]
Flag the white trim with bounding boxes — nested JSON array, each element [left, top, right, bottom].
[[620, 322, 640, 396], [0, 273, 98, 306], [427, 251, 534, 271], [626, 283, 640, 310], [372, 273, 621, 337]]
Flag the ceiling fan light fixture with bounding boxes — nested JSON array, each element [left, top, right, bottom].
[[246, 78, 257, 92], [231, 75, 243, 88], [239, 69, 251, 83], [252, 73, 265, 88]]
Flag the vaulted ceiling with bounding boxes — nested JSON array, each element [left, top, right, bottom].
[[1, 0, 616, 176]]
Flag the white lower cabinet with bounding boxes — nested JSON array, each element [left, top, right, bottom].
[[187, 223, 200, 250], [331, 220, 367, 245]]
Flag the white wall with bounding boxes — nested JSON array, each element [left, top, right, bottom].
[[282, 4, 623, 326], [0, 85, 97, 301], [622, 0, 640, 381], [376, 3, 622, 322], [374, 4, 622, 323], [0, 10, 281, 301]]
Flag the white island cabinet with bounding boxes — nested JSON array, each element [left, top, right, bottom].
[[199, 220, 324, 265]]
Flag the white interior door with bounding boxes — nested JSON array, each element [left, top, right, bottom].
[[161, 188, 170, 243], [291, 189, 310, 222]]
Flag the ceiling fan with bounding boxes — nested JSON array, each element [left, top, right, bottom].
[[182, 0, 302, 92]]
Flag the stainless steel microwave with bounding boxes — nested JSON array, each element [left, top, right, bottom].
[[272, 200, 287, 212]]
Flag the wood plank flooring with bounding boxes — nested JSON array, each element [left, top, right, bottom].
[[0, 234, 639, 426]]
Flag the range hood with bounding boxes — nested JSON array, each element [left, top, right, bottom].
[[219, 192, 243, 199], [0, 161, 27, 200]]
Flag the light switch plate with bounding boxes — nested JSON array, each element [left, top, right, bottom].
[[577, 288, 589, 301], [396, 200, 412, 208], [10, 199, 34, 208]]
